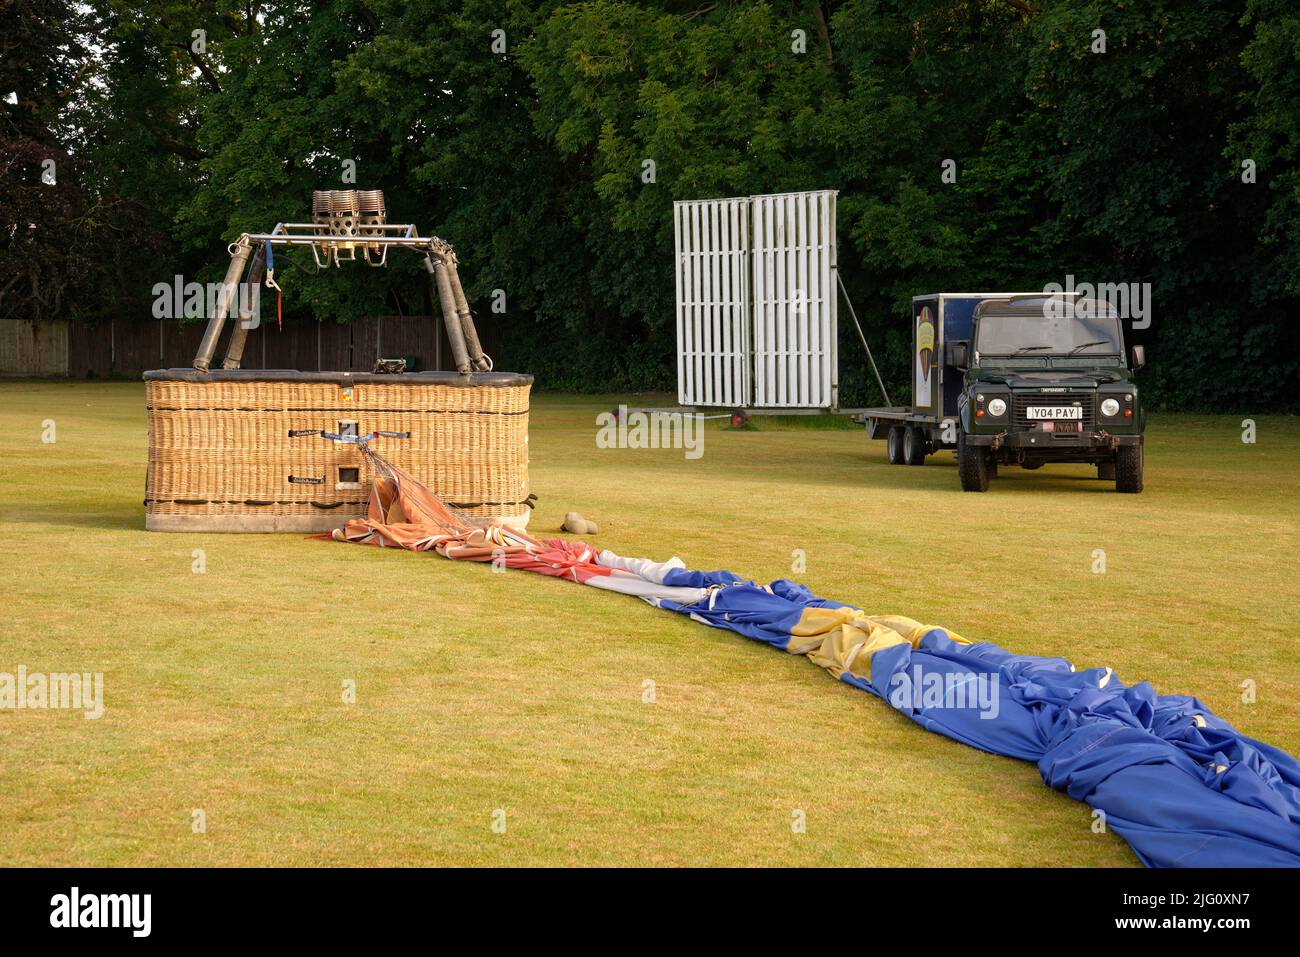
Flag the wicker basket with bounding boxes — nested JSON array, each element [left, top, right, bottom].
[[144, 369, 532, 532]]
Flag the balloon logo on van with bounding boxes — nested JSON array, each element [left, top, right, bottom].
[[917, 307, 936, 381]]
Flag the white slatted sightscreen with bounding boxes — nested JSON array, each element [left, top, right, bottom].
[[674, 197, 750, 407], [751, 190, 836, 408], [673, 190, 837, 409]]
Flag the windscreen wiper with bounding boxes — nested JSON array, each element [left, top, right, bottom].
[[1009, 345, 1052, 357], [1066, 340, 1111, 356]]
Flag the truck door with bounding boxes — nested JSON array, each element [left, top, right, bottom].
[[941, 297, 979, 418]]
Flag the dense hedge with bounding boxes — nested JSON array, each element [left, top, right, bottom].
[[4, 0, 1298, 410]]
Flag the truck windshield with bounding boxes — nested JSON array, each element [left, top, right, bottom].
[[976, 311, 1122, 358]]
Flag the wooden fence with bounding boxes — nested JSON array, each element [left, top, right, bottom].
[[0, 314, 490, 377], [0, 319, 69, 376]]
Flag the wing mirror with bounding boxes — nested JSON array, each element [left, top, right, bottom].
[[945, 339, 970, 369], [1131, 344, 1145, 370]]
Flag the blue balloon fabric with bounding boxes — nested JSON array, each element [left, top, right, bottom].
[[653, 567, 1300, 867]]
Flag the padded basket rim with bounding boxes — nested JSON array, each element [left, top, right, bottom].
[[143, 367, 533, 388]]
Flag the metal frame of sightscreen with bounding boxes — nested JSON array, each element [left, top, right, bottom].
[[673, 190, 838, 412]]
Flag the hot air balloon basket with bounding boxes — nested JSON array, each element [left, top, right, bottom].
[[142, 369, 532, 532]]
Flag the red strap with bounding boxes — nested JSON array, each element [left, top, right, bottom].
[[277, 289, 283, 330]]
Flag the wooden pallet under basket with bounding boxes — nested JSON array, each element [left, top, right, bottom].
[[144, 369, 533, 532]]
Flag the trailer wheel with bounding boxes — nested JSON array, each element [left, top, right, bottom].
[[1097, 461, 1116, 481], [903, 426, 927, 466], [1115, 444, 1143, 493], [886, 426, 906, 465], [957, 433, 990, 492]]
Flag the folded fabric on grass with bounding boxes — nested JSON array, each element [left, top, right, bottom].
[[327, 448, 1300, 867]]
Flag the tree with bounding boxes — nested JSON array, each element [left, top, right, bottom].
[[9, 0, 1295, 408], [0, 0, 102, 319]]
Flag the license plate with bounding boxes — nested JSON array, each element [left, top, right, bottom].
[[1026, 405, 1082, 420], [1041, 420, 1081, 433]]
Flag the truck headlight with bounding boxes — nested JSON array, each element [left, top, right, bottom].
[[987, 397, 1007, 417], [1100, 398, 1120, 417]]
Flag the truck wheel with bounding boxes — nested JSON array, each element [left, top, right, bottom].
[[1022, 462, 1043, 471], [957, 434, 990, 492], [1115, 444, 1143, 493], [886, 426, 906, 465], [1097, 461, 1116, 481], [903, 426, 927, 465]]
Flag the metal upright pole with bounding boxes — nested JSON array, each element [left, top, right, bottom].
[[444, 255, 489, 371], [428, 254, 471, 374], [221, 245, 266, 369], [194, 238, 253, 371]]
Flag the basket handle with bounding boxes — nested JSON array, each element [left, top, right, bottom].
[[286, 429, 410, 442]]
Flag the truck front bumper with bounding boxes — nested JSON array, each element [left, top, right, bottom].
[[965, 430, 1143, 452]]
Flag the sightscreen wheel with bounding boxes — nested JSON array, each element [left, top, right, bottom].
[[957, 433, 990, 492], [1115, 444, 1143, 493], [903, 426, 927, 465], [886, 426, 906, 465]]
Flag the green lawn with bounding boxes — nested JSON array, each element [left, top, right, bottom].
[[1, 381, 1297, 866]]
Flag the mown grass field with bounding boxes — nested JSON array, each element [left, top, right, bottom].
[[1, 380, 1297, 867]]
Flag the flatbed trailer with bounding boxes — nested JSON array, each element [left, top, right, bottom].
[[857, 406, 960, 465], [859, 406, 947, 428]]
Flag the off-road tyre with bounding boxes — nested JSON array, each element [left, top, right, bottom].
[[1116, 444, 1143, 493], [958, 433, 990, 492]]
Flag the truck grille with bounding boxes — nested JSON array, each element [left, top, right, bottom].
[[1012, 393, 1095, 432]]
